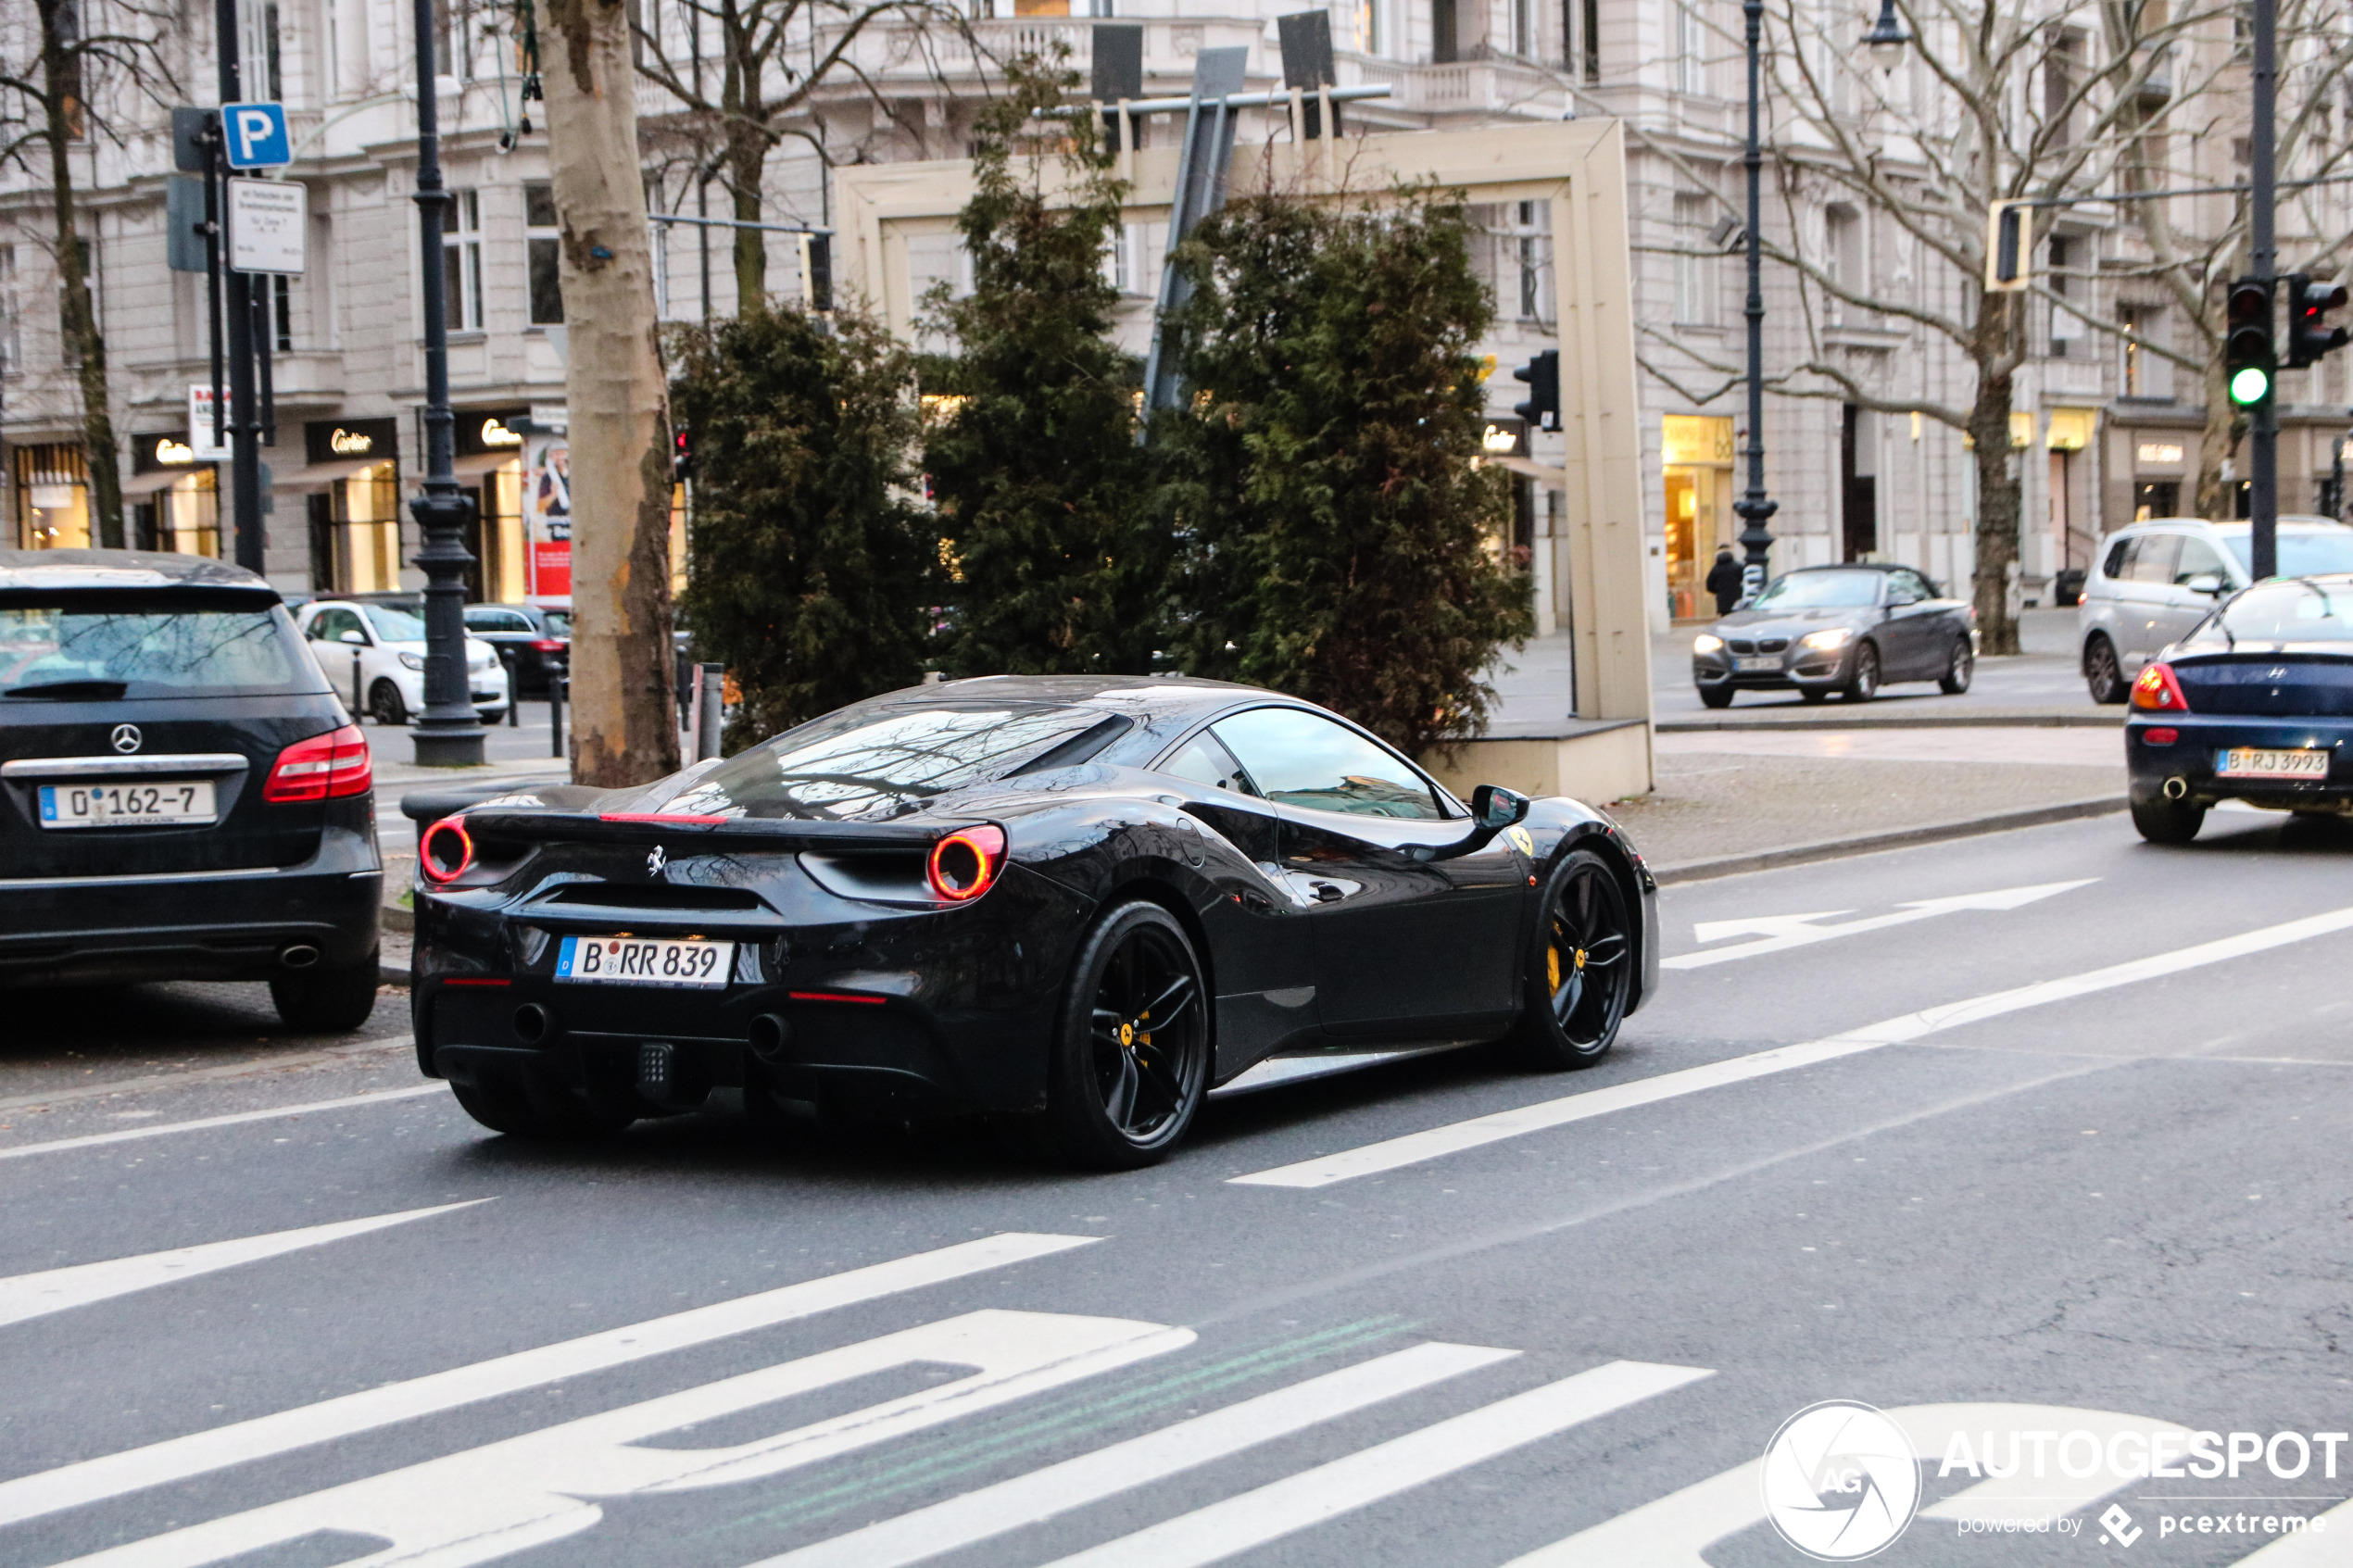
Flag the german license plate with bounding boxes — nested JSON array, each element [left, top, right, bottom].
[[38, 780, 217, 829], [1734, 655, 1780, 671], [555, 935, 733, 988], [2217, 747, 2330, 779]]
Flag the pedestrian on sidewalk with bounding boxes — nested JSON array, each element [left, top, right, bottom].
[[1705, 545, 1745, 616]]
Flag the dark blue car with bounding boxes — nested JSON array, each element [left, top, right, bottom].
[[2127, 573, 2353, 842]]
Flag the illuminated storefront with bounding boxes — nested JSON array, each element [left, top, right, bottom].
[[1661, 414, 1735, 620], [296, 418, 403, 593], [11, 443, 90, 549], [451, 408, 529, 602], [123, 432, 220, 557]]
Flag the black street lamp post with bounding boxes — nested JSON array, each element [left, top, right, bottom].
[[407, 0, 484, 767], [1732, 0, 1778, 598]]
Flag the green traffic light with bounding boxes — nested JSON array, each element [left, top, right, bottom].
[[2229, 364, 2272, 406]]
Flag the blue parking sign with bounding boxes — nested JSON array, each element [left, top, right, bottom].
[[220, 102, 291, 169]]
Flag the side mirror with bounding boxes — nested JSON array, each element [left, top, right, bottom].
[[340, 630, 368, 646], [2183, 572, 2226, 596], [1470, 784, 1532, 831]]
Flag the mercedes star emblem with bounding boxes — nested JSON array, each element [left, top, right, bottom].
[[109, 723, 142, 754], [648, 845, 668, 879]]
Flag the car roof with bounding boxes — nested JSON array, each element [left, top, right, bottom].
[[1784, 562, 1906, 572], [2121, 517, 2348, 534], [0, 548, 275, 595], [854, 672, 1297, 724]]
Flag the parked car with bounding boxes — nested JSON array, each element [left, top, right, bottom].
[[461, 603, 569, 695], [296, 599, 510, 726], [2125, 573, 2353, 842], [409, 677, 1659, 1164], [2079, 516, 2353, 702], [1692, 563, 1977, 707], [0, 549, 381, 1030]]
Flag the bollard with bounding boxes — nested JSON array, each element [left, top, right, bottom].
[[549, 674, 566, 759], [351, 648, 365, 720], [697, 662, 725, 760], [501, 650, 522, 725]]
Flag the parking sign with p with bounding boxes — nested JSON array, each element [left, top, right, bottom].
[[220, 102, 290, 169]]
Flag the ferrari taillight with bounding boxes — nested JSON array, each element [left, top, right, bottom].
[[926, 824, 1006, 902], [2131, 662, 2190, 712], [263, 724, 371, 802], [420, 816, 475, 883]]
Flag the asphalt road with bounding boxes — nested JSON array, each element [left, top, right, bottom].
[[6, 809, 2352, 1567]]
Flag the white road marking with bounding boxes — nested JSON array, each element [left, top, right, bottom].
[[0, 1233, 1095, 1530], [1663, 879, 2097, 970], [1499, 1401, 2191, 1565], [1232, 903, 2353, 1187], [55, 1311, 1191, 1568], [1029, 1360, 1712, 1568], [0, 1034, 416, 1115], [0, 1201, 484, 1330], [751, 1341, 1520, 1568], [0, 1083, 445, 1161]]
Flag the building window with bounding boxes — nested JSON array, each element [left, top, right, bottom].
[[1676, 0, 1705, 94], [271, 274, 294, 352], [2120, 304, 2152, 395], [1358, 0, 1384, 54], [0, 245, 18, 374], [1673, 194, 1715, 324], [440, 189, 482, 332], [526, 182, 565, 325], [1824, 205, 1861, 326], [1509, 0, 1532, 57], [1580, 0, 1600, 81], [241, 0, 283, 100], [1504, 201, 1547, 320]]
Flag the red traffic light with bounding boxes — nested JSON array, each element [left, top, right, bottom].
[[2287, 274, 2351, 369]]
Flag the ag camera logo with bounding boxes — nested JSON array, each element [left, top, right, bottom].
[[1761, 1400, 1922, 1560]]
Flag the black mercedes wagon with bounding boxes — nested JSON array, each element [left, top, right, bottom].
[[0, 550, 381, 1030]]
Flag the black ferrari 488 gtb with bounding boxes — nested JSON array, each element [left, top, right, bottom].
[[410, 677, 1658, 1166]]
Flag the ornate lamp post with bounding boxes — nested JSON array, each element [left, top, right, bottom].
[[407, 0, 484, 766], [1732, 0, 1779, 598]]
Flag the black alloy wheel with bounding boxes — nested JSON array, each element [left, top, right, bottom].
[[1843, 642, 1881, 703], [369, 679, 409, 727], [2084, 635, 2128, 704], [1939, 637, 1974, 695], [1698, 684, 1735, 709], [1504, 848, 1634, 1070], [1020, 900, 1210, 1170]]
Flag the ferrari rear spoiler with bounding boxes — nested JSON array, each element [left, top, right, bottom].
[[443, 807, 958, 853]]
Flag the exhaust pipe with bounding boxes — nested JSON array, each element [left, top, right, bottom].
[[748, 1013, 793, 1063], [512, 1003, 551, 1045], [2162, 776, 2190, 801], [279, 943, 321, 969]]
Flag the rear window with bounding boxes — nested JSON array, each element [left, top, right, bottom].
[[663, 702, 1123, 820], [0, 594, 322, 699], [541, 610, 570, 637], [2197, 580, 2353, 645], [2221, 531, 2353, 579]]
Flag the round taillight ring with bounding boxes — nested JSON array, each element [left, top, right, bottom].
[[421, 816, 475, 884], [927, 824, 1007, 902]]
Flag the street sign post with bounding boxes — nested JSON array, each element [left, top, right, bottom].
[[220, 102, 291, 169], [226, 179, 307, 274]]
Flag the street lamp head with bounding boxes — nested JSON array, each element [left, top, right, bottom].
[[1862, 0, 1911, 69]]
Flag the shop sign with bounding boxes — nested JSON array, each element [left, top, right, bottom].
[[305, 417, 399, 467], [1662, 414, 1735, 465], [456, 408, 532, 458], [133, 433, 206, 473], [1479, 418, 1527, 458], [2136, 442, 2186, 466]]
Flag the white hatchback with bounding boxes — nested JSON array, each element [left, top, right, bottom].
[[296, 600, 510, 726]]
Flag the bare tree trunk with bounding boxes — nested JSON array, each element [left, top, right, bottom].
[[2195, 349, 2240, 520], [536, 0, 680, 786], [1968, 299, 2021, 657], [36, 0, 122, 549], [726, 130, 768, 307]]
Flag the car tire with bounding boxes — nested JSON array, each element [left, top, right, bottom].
[[1698, 685, 1735, 709], [1938, 637, 1974, 695], [2131, 795, 2206, 845], [369, 680, 409, 727], [448, 1073, 635, 1139], [1799, 688, 1831, 704], [1014, 899, 1210, 1171], [2084, 635, 2128, 704], [1501, 848, 1634, 1071], [1843, 643, 1881, 703], [478, 709, 507, 727], [269, 950, 381, 1034]]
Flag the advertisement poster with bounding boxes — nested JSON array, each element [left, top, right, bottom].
[[523, 432, 572, 597]]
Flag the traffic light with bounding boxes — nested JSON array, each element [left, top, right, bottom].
[[1512, 349, 1559, 432], [2224, 277, 2275, 408], [672, 425, 692, 483], [2286, 273, 2351, 369]]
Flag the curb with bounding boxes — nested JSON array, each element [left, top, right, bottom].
[[1657, 712, 2122, 733], [1651, 796, 2128, 885]]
